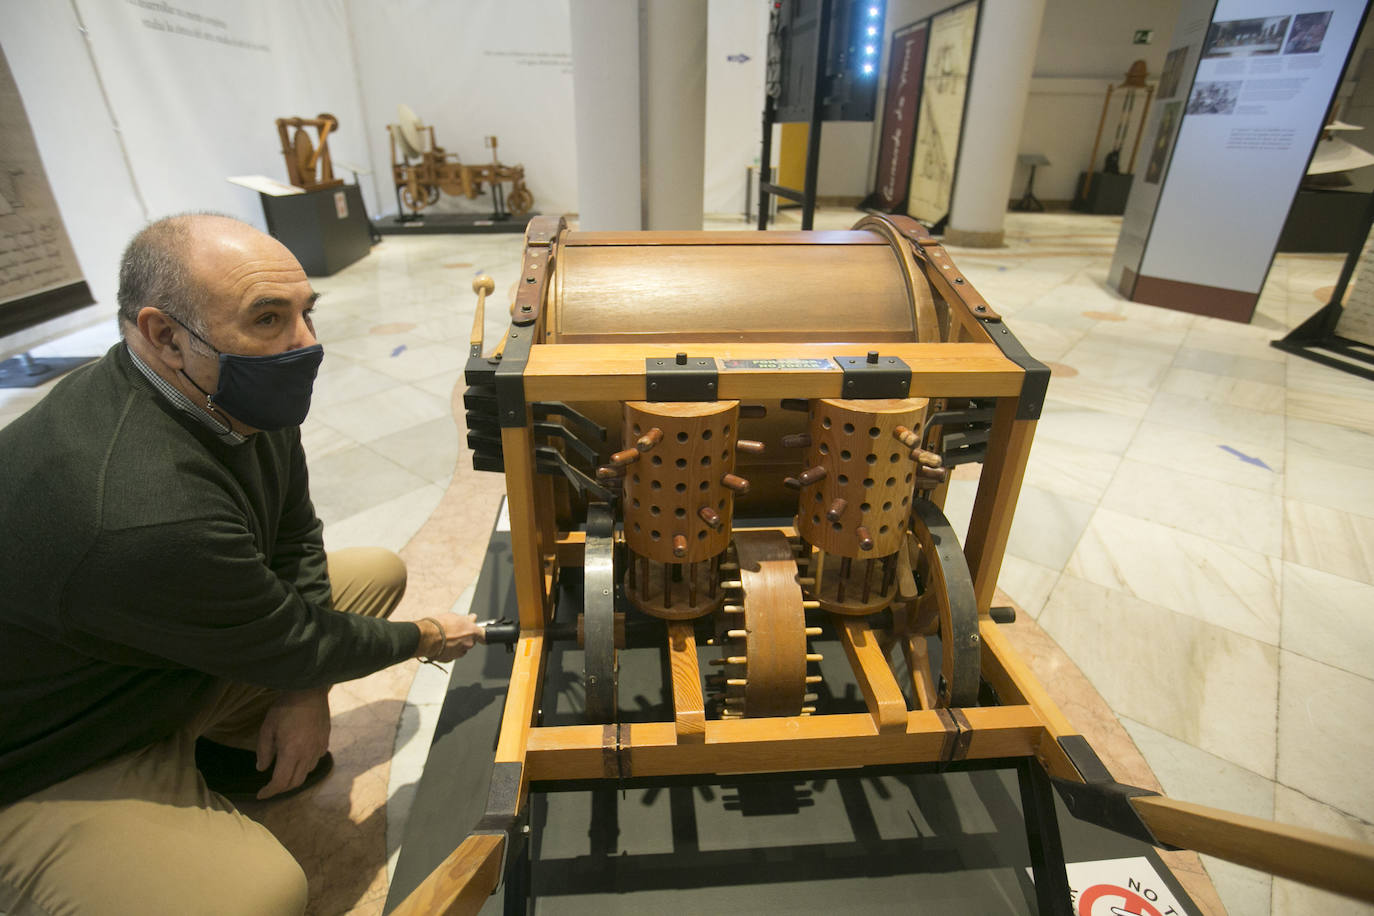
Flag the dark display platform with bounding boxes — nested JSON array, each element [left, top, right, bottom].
[[385, 528, 1199, 914], [375, 213, 537, 236], [261, 185, 372, 277], [1071, 172, 1133, 216]]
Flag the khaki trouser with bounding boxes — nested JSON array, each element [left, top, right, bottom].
[[0, 548, 407, 916]]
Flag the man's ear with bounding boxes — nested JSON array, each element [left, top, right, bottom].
[[136, 307, 185, 370]]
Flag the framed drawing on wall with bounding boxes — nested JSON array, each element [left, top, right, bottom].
[[906, 0, 979, 229], [870, 21, 929, 213]]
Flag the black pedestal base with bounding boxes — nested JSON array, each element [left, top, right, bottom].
[[375, 212, 538, 236], [1071, 172, 1133, 215]]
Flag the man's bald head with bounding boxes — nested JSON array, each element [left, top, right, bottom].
[[116, 213, 264, 337]]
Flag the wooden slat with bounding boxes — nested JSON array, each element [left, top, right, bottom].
[[389, 834, 505, 916], [563, 230, 887, 246], [836, 616, 909, 733], [667, 621, 706, 744], [903, 633, 937, 711], [500, 426, 549, 631], [978, 619, 1080, 781], [962, 401, 1038, 616], [494, 635, 547, 775], [1132, 795, 1374, 903], [523, 705, 1044, 780], [520, 342, 1022, 403]]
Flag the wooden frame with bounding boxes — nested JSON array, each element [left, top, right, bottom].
[[393, 214, 1374, 914]]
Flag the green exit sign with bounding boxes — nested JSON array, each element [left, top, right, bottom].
[[1133, 29, 1154, 44]]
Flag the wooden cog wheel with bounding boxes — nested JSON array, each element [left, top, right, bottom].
[[715, 531, 820, 718], [903, 498, 981, 708]]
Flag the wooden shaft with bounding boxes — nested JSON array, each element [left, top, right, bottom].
[[1131, 795, 1374, 903], [389, 834, 505, 916], [1083, 84, 1114, 198], [469, 276, 493, 352]]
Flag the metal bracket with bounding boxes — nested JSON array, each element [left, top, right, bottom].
[[495, 326, 534, 427], [979, 318, 1050, 420], [645, 352, 718, 401], [835, 352, 911, 399], [471, 761, 529, 893], [1051, 735, 1177, 849]]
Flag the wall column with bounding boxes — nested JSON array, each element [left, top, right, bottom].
[[944, 0, 1046, 247], [569, 0, 643, 230]]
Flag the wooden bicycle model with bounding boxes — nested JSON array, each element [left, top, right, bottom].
[[388, 104, 533, 220], [394, 213, 1374, 914]]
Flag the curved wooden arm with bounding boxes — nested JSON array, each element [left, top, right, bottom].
[[390, 833, 505, 916], [1132, 795, 1374, 903]]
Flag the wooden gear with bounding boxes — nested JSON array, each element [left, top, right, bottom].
[[394, 214, 1374, 914], [388, 106, 533, 218], [275, 114, 344, 191]]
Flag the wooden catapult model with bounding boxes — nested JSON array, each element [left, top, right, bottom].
[[394, 214, 1374, 914], [388, 104, 534, 220], [275, 114, 344, 191]]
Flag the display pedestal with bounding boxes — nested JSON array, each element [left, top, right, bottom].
[[1278, 188, 1370, 253], [1071, 172, 1133, 215], [259, 185, 372, 277]]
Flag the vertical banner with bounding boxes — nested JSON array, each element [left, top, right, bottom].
[[871, 22, 928, 212], [906, 0, 978, 228], [0, 45, 91, 336], [1110, 0, 1368, 321]]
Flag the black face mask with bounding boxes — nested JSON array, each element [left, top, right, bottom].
[[166, 313, 324, 431]]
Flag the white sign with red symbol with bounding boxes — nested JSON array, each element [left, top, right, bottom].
[[1030, 856, 1193, 916]]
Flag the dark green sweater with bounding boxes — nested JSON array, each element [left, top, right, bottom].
[[0, 343, 419, 805]]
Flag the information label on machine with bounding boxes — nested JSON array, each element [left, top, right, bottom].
[[719, 358, 835, 371]]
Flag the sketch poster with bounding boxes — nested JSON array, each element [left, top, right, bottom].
[[906, 0, 978, 227], [0, 46, 86, 311]]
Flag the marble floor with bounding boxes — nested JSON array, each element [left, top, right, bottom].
[[3, 208, 1371, 915]]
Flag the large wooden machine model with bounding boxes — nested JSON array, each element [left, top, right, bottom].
[[389, 104, 534, 220], [394, 214, 1374, 914], [275, 114, 343, 191]]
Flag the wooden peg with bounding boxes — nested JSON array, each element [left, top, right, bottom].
[[916, 464, 947, 483], [726, 678, 748, 687], [723, 604, 744, 613], [826, 497, 847, 521], [805, 653, 823, 663], [783, 477, 802, 491], [804, 627, 823, 636], [801, 600, 820, 609], [797, 465, 827, 486], [914, 477, 941, 490], [672, 534, 688, 558], [856, 526, 874, 551], [892, 425, 920, 448], [726, 629, 748, 640], [736, 439, 766, 455], [801, 706, 816, 714], [636, 427, 663, 452], [698, 506, 724, 530], [781, 433, 812, 449], [805, 675, 822, 684], [912, 448, 943, 468], [803, 693, 819, 703], [739, 404, 767, 419], [721, 473, 751, 494], [720, 580, 744, 590], [595, 465, 624, 480], [780, 398, 810, 412], [610, 447, 639, 467], [470, 275, 494, 353]]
